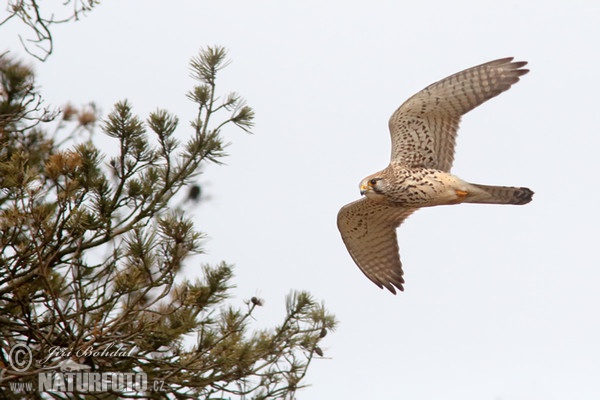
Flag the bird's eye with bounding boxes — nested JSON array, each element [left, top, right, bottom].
[[369, 178, 378, 186]]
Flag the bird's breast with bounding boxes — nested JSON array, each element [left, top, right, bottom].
[[388, 168, 466, 207]]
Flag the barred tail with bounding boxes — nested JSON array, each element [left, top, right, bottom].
[[466, 184, 534, 205]]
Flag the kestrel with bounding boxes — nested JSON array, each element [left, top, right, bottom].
[[337, 57, 534, 294]]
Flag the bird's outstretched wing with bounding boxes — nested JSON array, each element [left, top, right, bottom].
[[388, 57, 528, 172], [337, 198, 415, 294]]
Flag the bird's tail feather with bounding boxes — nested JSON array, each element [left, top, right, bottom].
[[465, 184, 534, 205]]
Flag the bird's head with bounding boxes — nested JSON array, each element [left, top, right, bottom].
[[359, 173, 388, 201]]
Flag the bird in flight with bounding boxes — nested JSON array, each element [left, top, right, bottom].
[[337, 57, 533, 294]]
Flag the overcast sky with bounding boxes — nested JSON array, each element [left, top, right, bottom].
[[3, 1, 600, 399]]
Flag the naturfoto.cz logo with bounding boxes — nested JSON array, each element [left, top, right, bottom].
[[5, 343, 168, 394], [37, 371, 148, 393]]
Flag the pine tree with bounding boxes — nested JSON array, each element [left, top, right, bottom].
[[0, 48, 336, 399]]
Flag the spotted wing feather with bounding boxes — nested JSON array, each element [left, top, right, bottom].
[[388, 57, 528, 172], [337, 198, 415, 294]]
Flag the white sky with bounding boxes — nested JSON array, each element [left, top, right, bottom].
[[3, 1, 600, 399]]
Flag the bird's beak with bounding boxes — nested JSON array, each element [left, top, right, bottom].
[[360, 185, 368, 196]]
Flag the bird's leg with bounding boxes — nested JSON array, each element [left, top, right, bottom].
[[454, 189, 468, 202]]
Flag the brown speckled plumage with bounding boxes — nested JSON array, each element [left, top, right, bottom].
[[337, 58, 534, 294]]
